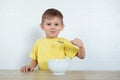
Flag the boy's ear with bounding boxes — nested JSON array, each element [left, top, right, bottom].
[[40, 23, 44, 30], [61, 24, 64, 31]]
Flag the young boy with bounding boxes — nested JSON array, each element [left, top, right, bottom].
[[21, 8, 85, 72]]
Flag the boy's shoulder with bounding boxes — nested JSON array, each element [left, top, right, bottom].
[[36, 38, 47, 42], [58, 37, 70, 43]]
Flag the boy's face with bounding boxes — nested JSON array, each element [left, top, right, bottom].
[[40, 17, 64, 38]]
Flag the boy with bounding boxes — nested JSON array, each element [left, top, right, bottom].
[[21, 8, 85, 72]]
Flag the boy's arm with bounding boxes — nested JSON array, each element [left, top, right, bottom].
[[28, 59, 38, 70], [71, 38, 85, 59], [21, 59, 37, 72], [77, 45, 85, 59]]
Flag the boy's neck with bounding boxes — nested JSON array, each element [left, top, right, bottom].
[[45, 37, 58, 39]]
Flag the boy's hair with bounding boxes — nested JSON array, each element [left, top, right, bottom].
[[41, 8, 63, 24]]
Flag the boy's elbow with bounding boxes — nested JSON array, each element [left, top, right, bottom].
[[77, 54, 85, 59], [80, 56, 85, 59]]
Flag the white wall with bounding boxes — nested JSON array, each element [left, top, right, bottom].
[[0, 0, 120, 70]]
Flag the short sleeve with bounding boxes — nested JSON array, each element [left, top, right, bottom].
[[29, 40, 39, 60], [64, 39, 79, 59]]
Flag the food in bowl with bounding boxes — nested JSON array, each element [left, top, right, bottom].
[[47, 59, 70, 75]]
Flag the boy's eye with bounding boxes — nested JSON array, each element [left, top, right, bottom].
[[55, 23, 59, 26], [47, 23, 51, 26]]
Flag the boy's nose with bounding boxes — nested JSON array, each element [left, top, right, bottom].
[[51, 25, 55, 28]]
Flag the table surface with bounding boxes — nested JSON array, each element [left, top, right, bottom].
[[0, 70, 120, 80]]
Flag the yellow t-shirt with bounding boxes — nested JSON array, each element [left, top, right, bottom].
[[30, 37, 79, 70]]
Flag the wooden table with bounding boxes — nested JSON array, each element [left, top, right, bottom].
[[0, 70, 120, 80]]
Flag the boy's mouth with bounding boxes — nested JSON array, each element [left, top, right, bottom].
[[50, 31, 56, 33]]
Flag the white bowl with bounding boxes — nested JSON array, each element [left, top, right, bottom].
[[47, 59, 70, 75]]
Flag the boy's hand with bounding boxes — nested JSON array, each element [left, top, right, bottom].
[[21, 59, 37, 72], [20, 65, 34, 72], [71, 38, 85, 59], [71, 38, 83, 48]]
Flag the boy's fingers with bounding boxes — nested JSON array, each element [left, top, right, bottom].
[[25, 66, 30, 72], [71, 38, 83, 48], [28, 65, 34, 71], [21, 66, 31, 72], [30, 67, 34, 71], [21, 66, 26, 72], [25, 66, 28, 72]]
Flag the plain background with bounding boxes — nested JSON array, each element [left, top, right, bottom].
[[0, 0, 120, 70]]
